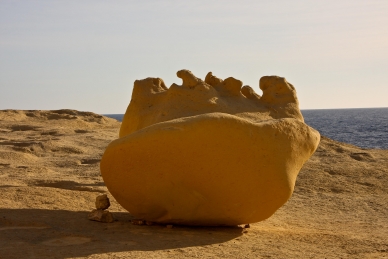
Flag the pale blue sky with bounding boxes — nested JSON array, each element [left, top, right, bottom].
[[1, 0, 387, 113]]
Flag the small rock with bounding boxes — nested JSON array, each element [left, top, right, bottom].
[[244, 224, 250, 228], [131, 219, 145, 225], [166, 224, 173, 229], [88, 209, 114, 223], [95, 194, 110, 210], [145, 221, 154, 226]]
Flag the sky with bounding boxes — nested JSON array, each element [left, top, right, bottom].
[[1, 0, 387, 114]]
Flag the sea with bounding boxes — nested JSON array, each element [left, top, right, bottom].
[[104, 108, 388, 150]]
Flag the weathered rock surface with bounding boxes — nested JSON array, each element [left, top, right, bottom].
[[88, 209, 114, 223], [100, 70, 320, 226], [95, 194, 110, 210]]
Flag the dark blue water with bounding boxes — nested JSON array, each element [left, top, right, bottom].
[[104, 108, 388, 149], [302, 108, 387, 149]]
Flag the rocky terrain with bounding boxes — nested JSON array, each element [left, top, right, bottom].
[[0, 109, 387, 258]]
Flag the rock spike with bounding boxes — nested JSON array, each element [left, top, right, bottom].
[[222, 77, 243, 96], [241, 85, 261, 100], [205, 72, 223, 87], [177, 69, 201, 89], [259, 76, 297, 105], [132, 77, 167, 98]]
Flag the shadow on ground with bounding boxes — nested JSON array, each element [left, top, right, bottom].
[[0, 209, 243, 259]]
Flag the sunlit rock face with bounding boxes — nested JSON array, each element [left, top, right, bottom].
[[100, 69, 320, 226]]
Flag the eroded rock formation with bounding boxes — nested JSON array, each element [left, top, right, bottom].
[[100, 69, 320, 226]]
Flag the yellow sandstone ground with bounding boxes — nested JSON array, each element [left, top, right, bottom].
[[101, 70, 320, 226], [0, 109, 387, 258]]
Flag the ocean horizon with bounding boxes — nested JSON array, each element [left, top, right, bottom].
[[104, 107, 388, 150]]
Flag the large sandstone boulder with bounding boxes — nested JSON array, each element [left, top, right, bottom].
[[100, 70, 320, 226]]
